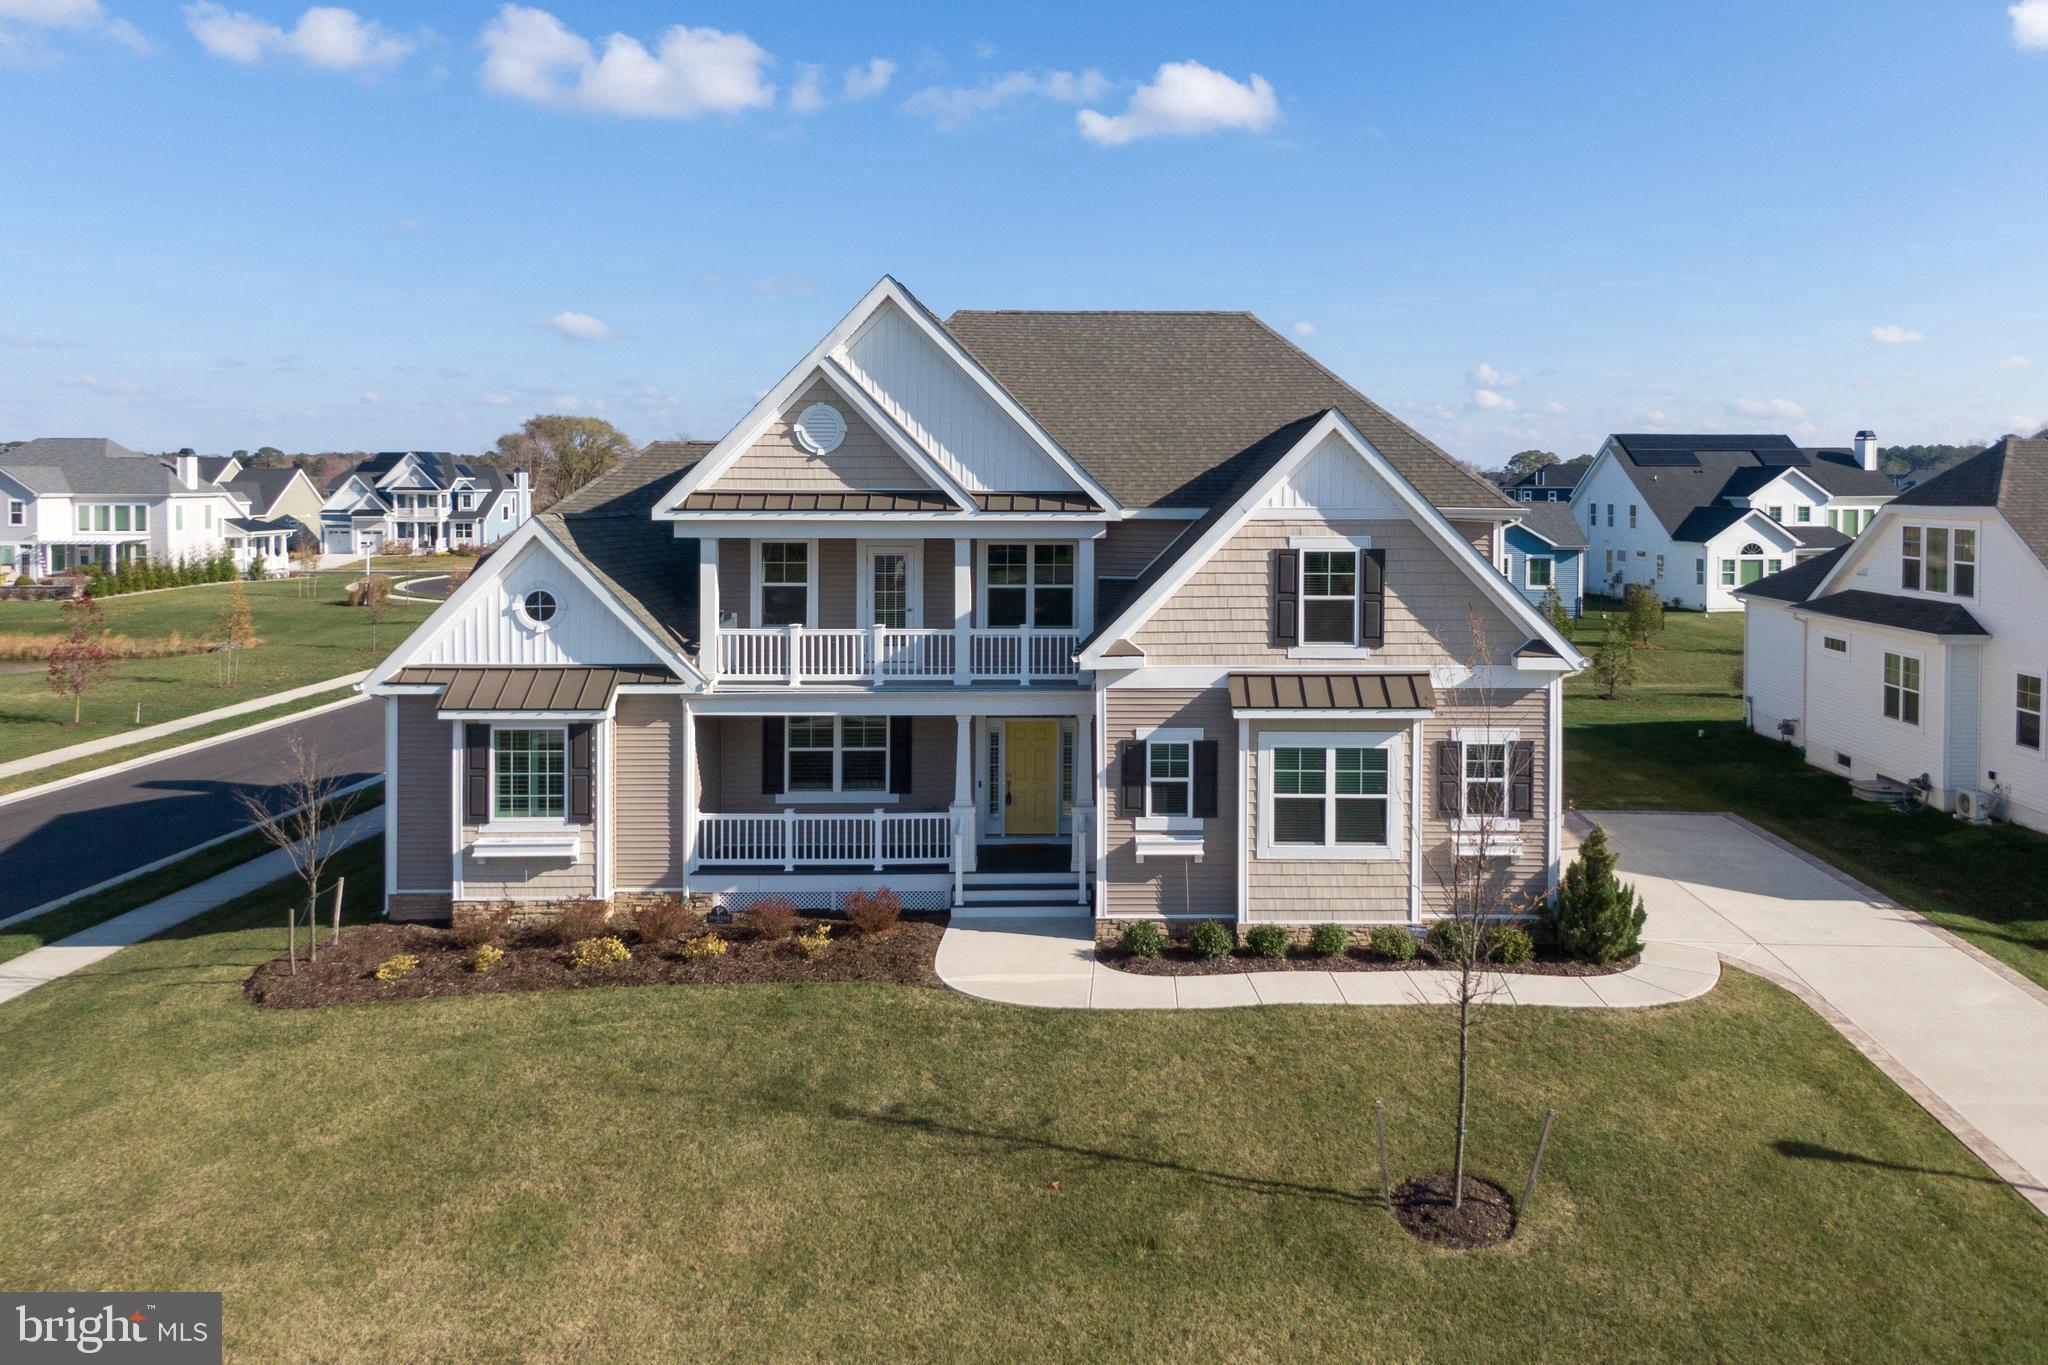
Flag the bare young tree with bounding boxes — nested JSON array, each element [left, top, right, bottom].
[[237, 735, 361, 974]]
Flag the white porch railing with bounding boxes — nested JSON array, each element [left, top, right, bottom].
[[696, 810, 954, 871], [715, 626, 1079, 685]]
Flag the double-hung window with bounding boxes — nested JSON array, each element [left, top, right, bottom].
[[786, 716, 837, 791], [1882, 653, 1921, 726], [787, 716, 889, 793], [1796, 505, 1811, 523], [1953, 529, 1977, 597], [1767, 506, 1783, 523], [1901, 524, 1975, 598], [493, 728, 566, 820], [1695, 557, 1706, 586], [1148, 739, 1193, 817], [985, 544, 1076, 629], [759, 542, 810, 627], [1628, 504, 1638, 529], [1260, 734, 1398, 858], [1464, 743, 1508, 816], [1901, 527, 1922, 591], [2019, 675, 2042, 751], [1925, 527, 1951, 594], [1302, 549, 1359, 643], [6, 500, 21, 527]]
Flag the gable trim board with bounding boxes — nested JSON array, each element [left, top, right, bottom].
[[657, 278, 1119, 520], [1077, 410, 1584, 670]]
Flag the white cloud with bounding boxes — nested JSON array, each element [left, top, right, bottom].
[[2001, 354, 2033, 369], [546, 310, 613, 341], [477, 392, 513, 406], [184, 4, 412, 70], [1543, 400, 1567, 414], [1468, 362, 1521, 389], [971, 39, 995, 60], [0, 0, 146, 56], [1471, 388, 1517, 412], [842, 57, 894, 100], [1076, 60, 1278, 146], [361, 387, 382, 404], [1290, 321, 1316, 337], [1869, 324, 1925, 344], [2012, 0, 2048, 50], [1730, 397, 1805, 418], [58, 371, 140, 396], [750, 276, 814, 295], [789, 61, 826, 113], [902, 68, 1108, 128], [481, 4, 773, 119]]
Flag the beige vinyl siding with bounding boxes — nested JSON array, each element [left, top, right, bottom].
[[697, 715, 958, 814], [612, 695, 684, 892], [718, 540, 750, 627], [1418, 687, 1550, 917], [1102, 688, 1237, 918], [1133, 518, 1525, 666], [1245, 718, 1412, 922], [394, 697, 452, 891], [1452, 520, 1496, 560], [714, 378, 931, 492], [819, 540, 856, 627], [1098, 518, 1191, 577], [459, 828, 598, 901], [921, 538, 955, 625]]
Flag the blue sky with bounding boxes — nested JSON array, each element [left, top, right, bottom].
[[2, 1, 2044, 467]]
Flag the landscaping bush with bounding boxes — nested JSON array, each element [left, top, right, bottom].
[[740, 898, 799, 941], [1547, 823, 1647, 963], [381, 540, 416, 558], [843, 887, 901, 936], [1118, 920, 1165, 958], [1186, 920, 1233, 959], [1368, 925, 1417, 961], [794, 924, 832, 958], [1309, 923, 1349, 957], [470, 944, 504, 973], [373, 953, 418, 981], [552, 898, 610, 946], [1495, 926, 1535, 965], [570, 936, 630, 969], [631, 896, 701, 945], [679, 933, 729, 960], [1245, 924, 1290, 959], [449, 905, 512, 948], [346, 576, 392, 610], [1624, 582, 1665, 646], [1426, 919, 1476, 961]]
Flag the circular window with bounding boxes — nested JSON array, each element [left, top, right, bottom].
[[793, 402, 847, 456], [518, 588, 558, 628]]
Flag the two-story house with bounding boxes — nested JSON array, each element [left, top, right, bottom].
[[0, 438, 257, 577], [364, 278, 1584, 937], [1572, 431, 1897, 610], [1502, 462, 1584, 503], [319, 452, 532, 555], [1737, 436, 2048, 833]]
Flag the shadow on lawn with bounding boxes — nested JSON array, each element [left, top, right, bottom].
[[838, 1103, 1381, 1208], [1773, 1138, 2011, 1189]]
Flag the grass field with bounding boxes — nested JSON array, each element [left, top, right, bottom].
[[0, 839, 2042, 1361], [1564, 602, 2048, 988], [0, 575, 430, 765]]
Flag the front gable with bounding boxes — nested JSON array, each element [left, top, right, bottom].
[[1706, 511, 1802, 555], [1728, 467, 1830, 510], [702, 375, 941, 495]]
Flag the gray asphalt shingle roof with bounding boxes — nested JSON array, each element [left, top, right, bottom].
[[1512, 502, 1587, 549], [1605, 433, 1897, 541], [1892, 437, 2048, 569], [542, 441, 714, 658], [0, 437, 186, 496]]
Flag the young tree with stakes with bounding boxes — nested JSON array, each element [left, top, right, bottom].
[[237, 735, 360, 974], [46, 591, 115, 726], [216, 578, 256, 686]]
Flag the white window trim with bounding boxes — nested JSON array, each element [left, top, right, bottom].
[[1134, 724, 1202, 832], [978, 540, 1079, 632], [753, 539, 819, 629], [1822, 635, 1849, 654], [1881, 650, 1923, 728], [1255, 728, 1404, 861], [2018, 673, 2043, 752], [782, 715, 895, 803], [858, 541, 924, 629], [1524, 554, 1554, 589], [513, 583, 561, 633], [1288, 533, 1374, 658], [6, 500, 21, 527], [1449, 727, 1522, 835], [483, 723, 572, 831]]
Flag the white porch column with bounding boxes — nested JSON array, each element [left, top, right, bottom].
[[1075, 531, 1097, 639], [699, 538, 720, 683], [679, 701, 698, 889], [952, 537, 972, 686], [951, 713, 978, 872]]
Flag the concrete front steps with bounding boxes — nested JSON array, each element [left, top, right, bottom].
[[956, 869, 1089, 916]]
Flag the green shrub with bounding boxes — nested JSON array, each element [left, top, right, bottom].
[[1308, 923, 1349, 957], [1368, 925, 1417, 961], [1547, 823, 1647, 963], [1426, 919, 1476, 961], [1245, 924, 1290, 958], [373, 953, 418, 981], [1118, 920, 1165, 958], [1186, 920, 1233, 959], [569, 935, 630, 969], [1494, 927, 1535, 965]]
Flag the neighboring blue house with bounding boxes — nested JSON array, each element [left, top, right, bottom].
[[1503, 502, 1586, 617], [1502, 461, 1586, 502]]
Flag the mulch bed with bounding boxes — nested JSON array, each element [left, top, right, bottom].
[[1391, 1172, 1516, 1249], [1103, 945, 1637, 978], [244, 914, 946, 1009]]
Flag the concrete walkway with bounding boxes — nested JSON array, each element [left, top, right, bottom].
[[0, 808, 384, 1006], [1592, 811, 2048, 1217]]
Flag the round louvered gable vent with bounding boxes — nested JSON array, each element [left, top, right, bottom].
[[793, 402, 847, 456]]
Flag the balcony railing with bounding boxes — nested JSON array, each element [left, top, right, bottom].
[[695, 810, 955, 871], [714, 626, 1081, 686]]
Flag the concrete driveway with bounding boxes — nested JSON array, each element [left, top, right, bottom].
[[1595, 811, 2048, 1216]]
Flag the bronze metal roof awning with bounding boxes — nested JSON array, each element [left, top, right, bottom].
[[975, 491, 1101, 513], [390, 665, 678, 713], [1228, 672, 1436, 712]]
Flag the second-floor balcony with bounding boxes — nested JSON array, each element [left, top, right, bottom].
[[714, 624, 1082, 685]]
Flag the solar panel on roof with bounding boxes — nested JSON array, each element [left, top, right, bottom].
[[1755, 450, 1811, 467], [1632, 450, 1701, 467]]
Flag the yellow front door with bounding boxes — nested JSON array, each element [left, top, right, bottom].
[[1006, 722, 1058, 836]]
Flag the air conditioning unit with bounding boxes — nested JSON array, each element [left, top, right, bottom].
[[1953, 789, 1995, 826]]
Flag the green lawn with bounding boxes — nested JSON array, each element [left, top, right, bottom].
[[0, 841, 2043, 1360], [0, 575, 431, 765], [1564, 603, 2048, 988]]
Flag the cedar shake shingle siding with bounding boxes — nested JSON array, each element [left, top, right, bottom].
[[395, 697, 451, 891], [1103, 688, 1237, 918], [612, 695, 684, 892], [1419, 688, 1550, 917], [714, 377, 932, 493], [1134, 519, 1525, 666]]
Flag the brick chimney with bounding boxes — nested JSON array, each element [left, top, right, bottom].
[[1854, 430, 1878, 473]]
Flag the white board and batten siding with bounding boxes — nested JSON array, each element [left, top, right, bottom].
[[838, 301, 1078, 495], [1260, 433, 1407, 516], [410, 540, 664, 669]]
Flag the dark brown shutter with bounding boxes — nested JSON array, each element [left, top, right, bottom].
[[1509, 740, 1535, 819], [888, 716, 913, 795], [567, 723, 594, 824], [1273, 548, 1299, 647], [1435, 740, 1462, 818], [1360, 548, 1386, 648], [761, 717, 784, 795], [1119, 739, 1146, 812], [1193, 740, 1219, 818], [464, 723, 489, 824]]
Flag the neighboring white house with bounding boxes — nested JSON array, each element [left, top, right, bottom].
[[0, 438, 270, 577], [1573, 431, 1897, 610], [1737, 436, 2048, 834], [319, 452, 532, 556]]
